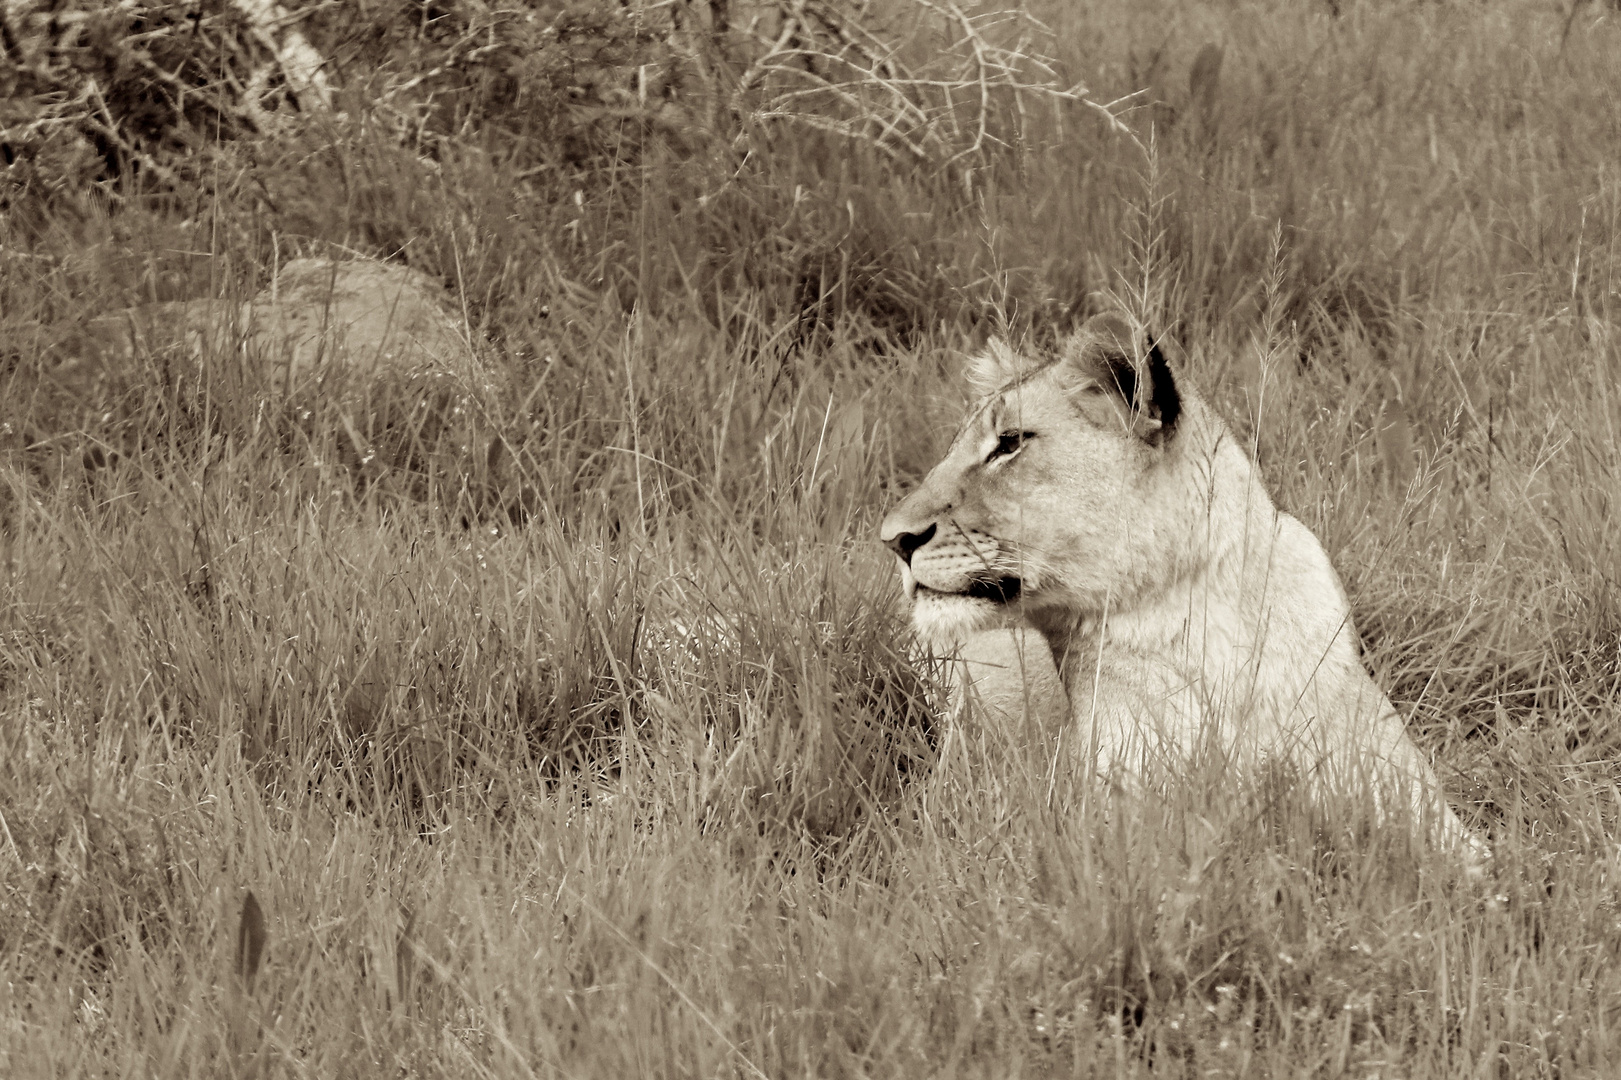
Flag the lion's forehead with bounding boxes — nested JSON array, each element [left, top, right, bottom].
[[942, 398, 997, 458], [969, 374, 1068, 433]]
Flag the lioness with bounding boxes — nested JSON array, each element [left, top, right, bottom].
[[881, 313, 1482, 859]]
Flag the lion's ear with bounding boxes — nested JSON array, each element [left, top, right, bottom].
[[1060, 314, 1181, 444], [964, 338, 1029, 395]]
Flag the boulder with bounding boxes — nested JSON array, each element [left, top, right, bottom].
[[251, 258, 477, 383], [70, 258, 480, 385]]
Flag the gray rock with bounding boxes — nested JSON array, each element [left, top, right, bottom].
[[251, 258, 478, 383], [71, 258, 480, 385]]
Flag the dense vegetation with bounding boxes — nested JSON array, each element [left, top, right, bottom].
[[2, 0, 1619, 1075]]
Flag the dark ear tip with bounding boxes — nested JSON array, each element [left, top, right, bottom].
[[1144, 341, 1182, 438], [1147, 330, 1186, 366]]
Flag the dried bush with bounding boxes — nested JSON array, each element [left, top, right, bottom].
[[2, 0, 1125, 206], [728, 0, 1133, 188], [0, 0, 329, 202]]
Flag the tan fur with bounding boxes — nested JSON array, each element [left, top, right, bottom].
[[951, 629, 1067, 730], [881, 313, 1485, 862]]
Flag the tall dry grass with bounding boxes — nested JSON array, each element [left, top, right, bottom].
[[3, 0, 1620, 1075]]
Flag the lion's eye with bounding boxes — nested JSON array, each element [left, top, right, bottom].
[[988, 430, 1035, 462]]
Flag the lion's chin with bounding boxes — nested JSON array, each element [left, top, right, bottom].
[[909, 583, 1023, 649]]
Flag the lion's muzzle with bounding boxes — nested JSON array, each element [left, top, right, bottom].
[[881, 510, 1021, 606]]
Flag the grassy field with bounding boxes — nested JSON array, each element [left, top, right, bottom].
[[3, 0, 1621, 1075]]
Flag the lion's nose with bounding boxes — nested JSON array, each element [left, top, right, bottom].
[[882, 522, 936, 564]]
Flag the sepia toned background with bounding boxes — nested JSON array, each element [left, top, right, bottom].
[[2, 0, 1618, 1074]]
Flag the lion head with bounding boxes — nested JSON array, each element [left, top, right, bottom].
[[879, 313, 1191, 648]]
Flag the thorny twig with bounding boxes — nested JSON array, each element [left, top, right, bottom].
[[730, 0, 1139, 185]]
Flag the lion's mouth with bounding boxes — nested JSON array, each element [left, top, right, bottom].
[[916, 577, 1022, 604]]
